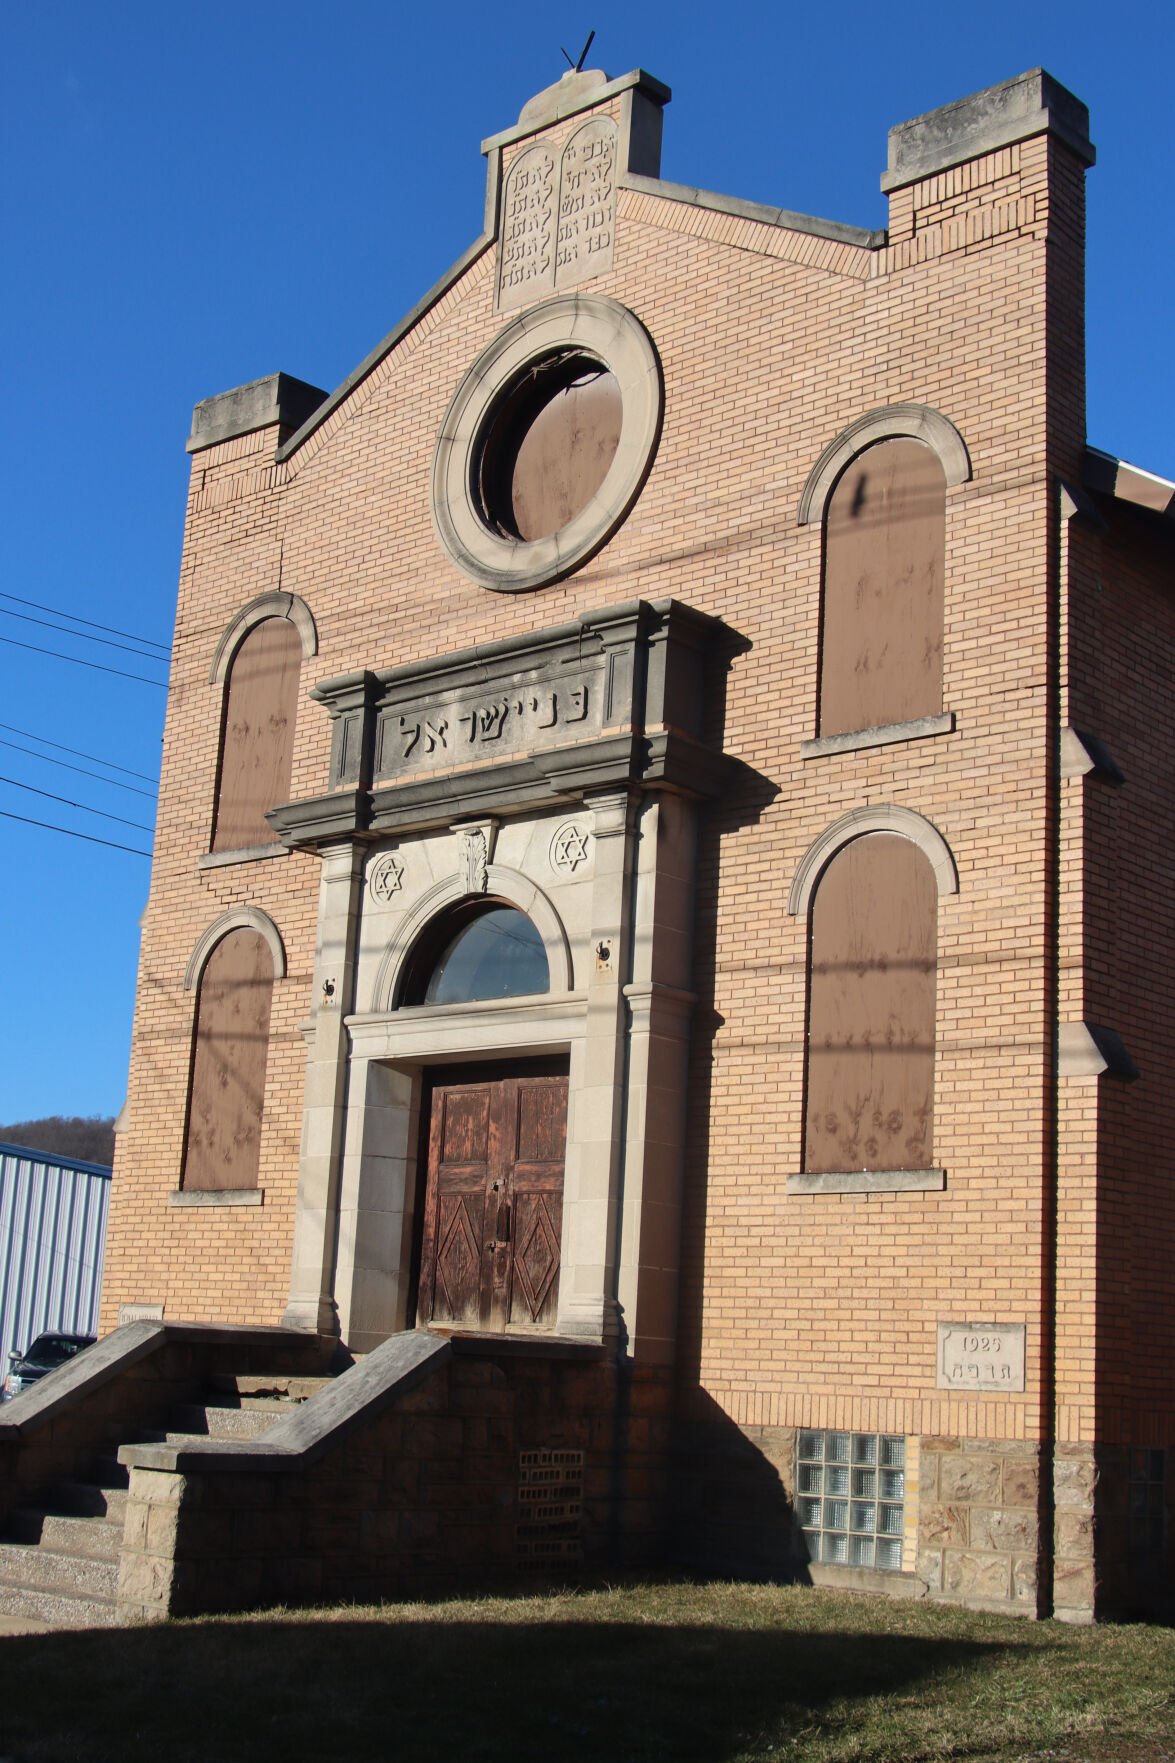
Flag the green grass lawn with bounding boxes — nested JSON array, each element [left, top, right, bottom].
[[3, 1580, 1173, 1763]]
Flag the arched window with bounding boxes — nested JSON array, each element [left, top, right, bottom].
[[818, 437, 947, 737], [211, 617, 303, 851], [401, 902, 550, 1006], [805, 833, 937, 1174], [182, 927, 275, 1191]]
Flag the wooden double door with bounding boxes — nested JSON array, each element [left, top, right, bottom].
[[418, 1069, 567, 1333]]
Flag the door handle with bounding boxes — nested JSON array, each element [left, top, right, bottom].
[[496, 1199, 511, 1242]]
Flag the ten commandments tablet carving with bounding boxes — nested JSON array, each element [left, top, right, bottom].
[[498, 118, 617, 311]]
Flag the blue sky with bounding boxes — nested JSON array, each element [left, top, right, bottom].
[[1, 1, 1172, 1124]]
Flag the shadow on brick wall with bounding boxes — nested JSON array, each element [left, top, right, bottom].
[[670, 1387, 811, 1583]]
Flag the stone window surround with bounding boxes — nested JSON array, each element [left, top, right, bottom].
[[372, 868, 573, 1012], [796, 403, 972, 528], [207, 591, 318, 685], [183, 906, 287, 993], [198, 844, 291, 871], [787, 804, 958, 1197], [431, 293, 663, 593], [168, 1189, 264, 1208], [796, 404, 967, 757], [800, 712, 955, 760]]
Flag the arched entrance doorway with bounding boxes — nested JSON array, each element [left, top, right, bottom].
[[399, 899, 568, 1334]]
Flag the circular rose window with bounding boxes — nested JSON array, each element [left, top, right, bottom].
[[432, 295, 662, 593]]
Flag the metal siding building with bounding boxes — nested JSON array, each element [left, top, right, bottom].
[[0, 1142, 110, 1369]]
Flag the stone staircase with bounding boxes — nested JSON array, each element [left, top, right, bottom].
[[0, 1372, 332, 1629]]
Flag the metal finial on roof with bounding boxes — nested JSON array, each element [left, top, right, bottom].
[[560, 30, 596, 73]]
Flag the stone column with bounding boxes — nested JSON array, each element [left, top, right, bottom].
[[558, 786, 636, 1343], [281, 839, 365, 1335], [617, 792, 698, 1364]]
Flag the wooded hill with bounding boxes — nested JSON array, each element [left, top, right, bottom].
[[0, 1116, 116, 1167]]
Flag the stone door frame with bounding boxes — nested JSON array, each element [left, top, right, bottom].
[[281, 788, 699, 1366]]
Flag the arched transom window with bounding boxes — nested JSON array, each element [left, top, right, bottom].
[[401, 902, 550, 1007]]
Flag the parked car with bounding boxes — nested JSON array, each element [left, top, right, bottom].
[[3, 1331, 95, 1400]]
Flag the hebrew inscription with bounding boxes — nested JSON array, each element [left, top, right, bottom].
[[497, 145, 557, 307], [556, 119, 617, 289], [497, 118, 618, 312], [936, 1322, 1026, 1392], [376, 673, 599, 781]]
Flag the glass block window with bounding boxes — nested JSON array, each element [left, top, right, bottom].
[[1128, 1449, 1165, 1560], [797, 1431, 906, 1572]]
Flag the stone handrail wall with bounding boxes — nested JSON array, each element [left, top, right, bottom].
[[114, 1334, 662, 1623], [0, 1321, 332, 1528]]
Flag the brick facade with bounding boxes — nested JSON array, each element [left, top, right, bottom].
[[99, 65, 1174, 1619]]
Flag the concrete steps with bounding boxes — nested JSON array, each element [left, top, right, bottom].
[[6, 1509, 121, 1558], [0, 1539, 118, 1599], [0, 1370, 335, 1629], [0, 1580, 120, 1630]]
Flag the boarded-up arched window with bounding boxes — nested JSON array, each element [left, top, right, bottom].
[[819, 438, 946, 737], [182, 928, 274, 1191], [805, 833, 937, 1174], [212, 618, 302, 851]]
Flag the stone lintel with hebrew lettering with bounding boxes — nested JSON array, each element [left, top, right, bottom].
[[268, 600, 727, 849]]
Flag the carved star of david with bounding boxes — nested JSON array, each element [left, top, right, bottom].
[[370, 854, 404, 901], [552, 825, 590, 873]]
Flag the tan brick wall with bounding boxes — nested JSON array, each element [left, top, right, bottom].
[[1067, 504, 1175, 1454], [101, 87, 1123, 1562]]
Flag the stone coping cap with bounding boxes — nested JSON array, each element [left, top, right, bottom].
[[0, 1321, 324, 1439], [119, 1330, 450, 1476], [1084, 446, 1175, 522], [481, 68, 671, 153], [623, 172, 883, 251], [882, 68, 1094, 192], [187, 372, 329, 454]]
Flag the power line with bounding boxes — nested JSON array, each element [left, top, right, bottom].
[[0, 807, 150, 858], [0, 606, 169, 663], [0, 736, 157, 799], [0, 635, 167, 688], [0, 590, 169, 654], [0, 774, 154, 833], [0, 720, 159, 785]]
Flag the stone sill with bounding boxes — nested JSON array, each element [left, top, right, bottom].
[[800, 713, 954, 760], [788, 1169, 946, 1196], [809, 1563, 928, 1600], [198, 843, 290, 870], [168, 1189, 264, 1208], [432, 1328, 606, 1362]]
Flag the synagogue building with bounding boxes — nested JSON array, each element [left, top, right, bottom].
[[7, 62, 1173, 1627]]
